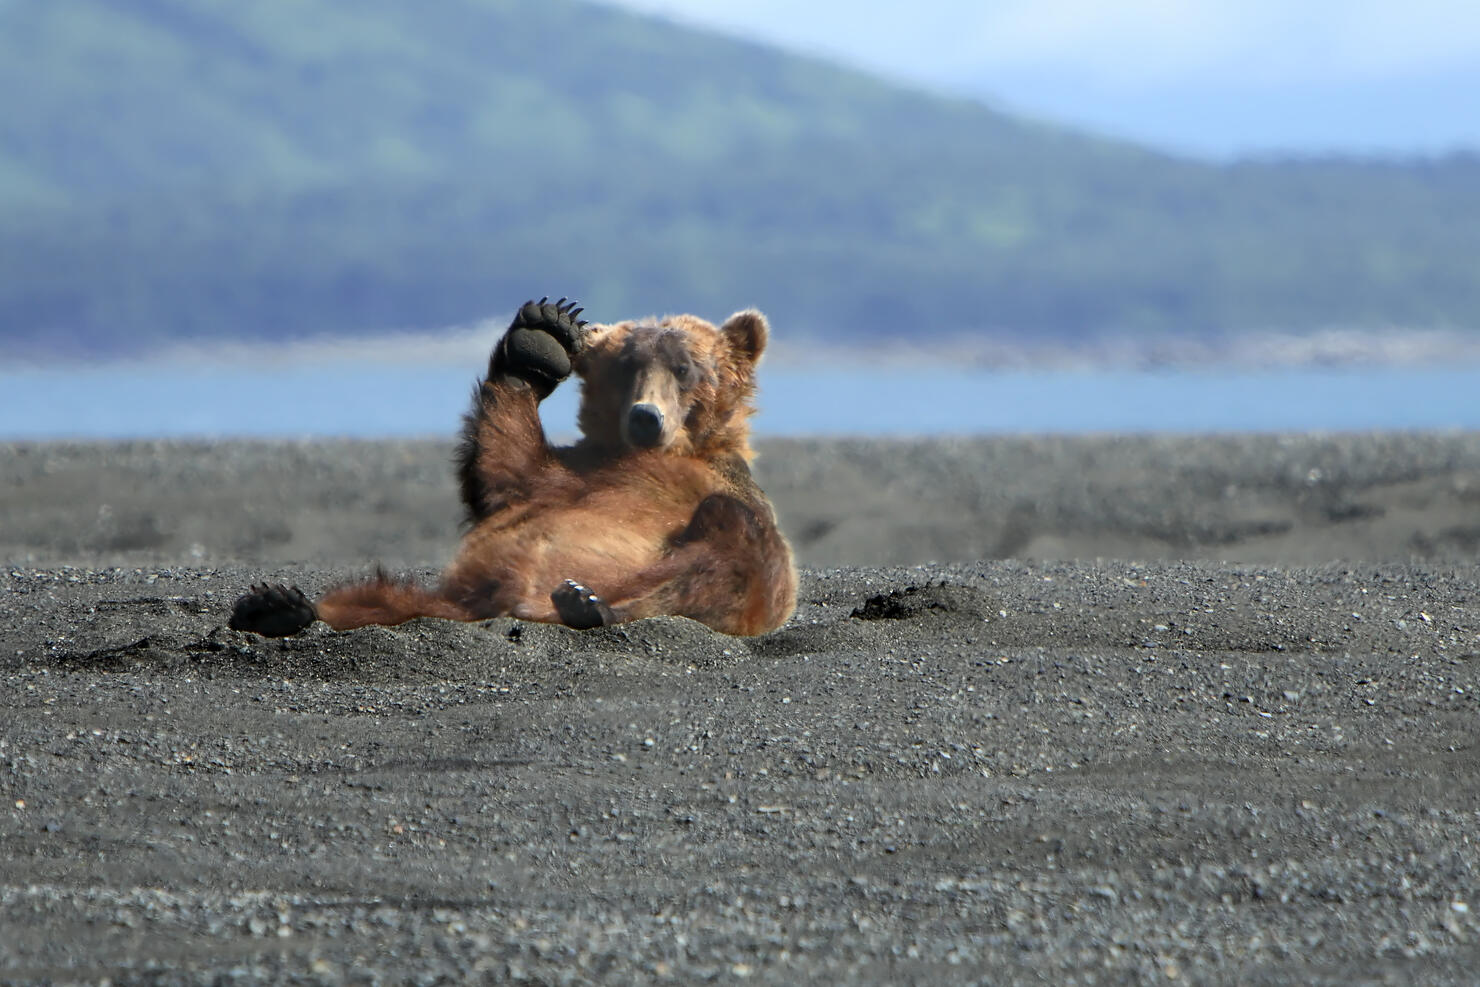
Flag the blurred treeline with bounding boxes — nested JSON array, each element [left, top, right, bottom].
[[3, 0, 1479, 358]]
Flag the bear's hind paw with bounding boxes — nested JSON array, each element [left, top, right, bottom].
[[551, 578, 615, 630], [229, 583, 317, 637]]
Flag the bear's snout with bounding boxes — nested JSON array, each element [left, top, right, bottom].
[[627, 403, 665, 447]]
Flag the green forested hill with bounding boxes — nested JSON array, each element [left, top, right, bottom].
[[3, 0, 1478, 357]]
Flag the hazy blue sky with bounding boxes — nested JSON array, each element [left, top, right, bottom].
[[607, 0, 1480, 158]]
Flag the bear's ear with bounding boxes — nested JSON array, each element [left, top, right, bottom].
[[720, 310, 769, 367]]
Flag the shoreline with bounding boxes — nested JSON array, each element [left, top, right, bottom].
[[8, 323, 1480, 373]]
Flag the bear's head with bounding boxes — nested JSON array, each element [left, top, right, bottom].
[[574, 310, 769, 461]]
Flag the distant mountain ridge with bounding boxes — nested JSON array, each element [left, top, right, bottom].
[[2, 0, 1477, 357]]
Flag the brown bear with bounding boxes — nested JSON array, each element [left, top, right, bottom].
[[229, 298, 797, 637]]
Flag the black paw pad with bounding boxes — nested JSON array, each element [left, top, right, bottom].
[[511, 297, 587, 347], [229, 583, 316, 637], [551, 578, 614, 630], [497, 297, 589, 394]]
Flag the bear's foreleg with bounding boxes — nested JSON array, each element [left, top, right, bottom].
[[550, 494, 797, 636], [457, 297, 588, 520]]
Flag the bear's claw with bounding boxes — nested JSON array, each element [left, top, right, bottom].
[[495, 296, 591, 397], [229, 582, 317, 637], [514, 297, 588, 349], [551, 578, 615, 630]]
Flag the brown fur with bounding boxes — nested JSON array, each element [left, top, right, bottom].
[[312, 308, 796, 637]]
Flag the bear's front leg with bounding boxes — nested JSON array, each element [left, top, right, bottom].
[[457, 297, 589, 521]]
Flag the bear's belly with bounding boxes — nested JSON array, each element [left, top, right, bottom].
[[442, 482, 703, 620]]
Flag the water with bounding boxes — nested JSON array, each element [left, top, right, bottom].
[[2, 362, 1478, 439]]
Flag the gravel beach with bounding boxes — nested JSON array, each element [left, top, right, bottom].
[[2, 436, 1479, 983]]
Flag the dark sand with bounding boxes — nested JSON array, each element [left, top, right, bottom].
[[3, 436, 1479, 983]]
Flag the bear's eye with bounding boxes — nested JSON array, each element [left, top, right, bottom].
[[672, 362, 692, 383]]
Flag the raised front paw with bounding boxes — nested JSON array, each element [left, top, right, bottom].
[[551, 578, 616, 630], [493, 297, 589, 398], [229, 583, 317, 637]]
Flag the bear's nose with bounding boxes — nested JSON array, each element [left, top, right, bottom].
[[627, 403, 664, 447]]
